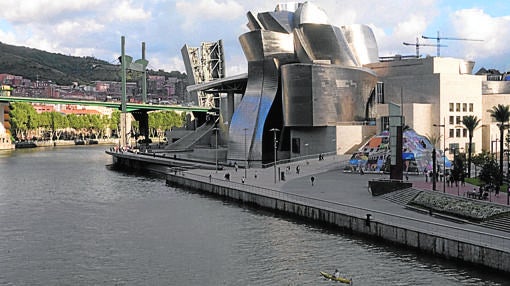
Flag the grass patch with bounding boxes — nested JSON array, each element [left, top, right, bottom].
[[464, 177, 507, 193]]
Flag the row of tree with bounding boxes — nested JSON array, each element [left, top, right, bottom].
[[461, 104, 510, 186], [9, 102, 184, 141]]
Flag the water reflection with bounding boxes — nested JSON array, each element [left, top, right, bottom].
[[0, 146, 506, 285]]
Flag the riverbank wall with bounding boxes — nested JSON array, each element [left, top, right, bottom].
[[166, 173, 510, 273]]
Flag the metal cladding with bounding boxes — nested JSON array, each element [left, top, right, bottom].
[[341, 24, 380, 65], [282, 64, 377, 126], [294, 24, 359, 66], [293, 1, 329, 26], [238, 30, 295, 62], [228, 2, 380, 164]]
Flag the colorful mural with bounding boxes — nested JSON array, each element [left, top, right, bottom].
[[347, 129, 450, 173]]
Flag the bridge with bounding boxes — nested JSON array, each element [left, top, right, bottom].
[[0, 96, 211, 113]]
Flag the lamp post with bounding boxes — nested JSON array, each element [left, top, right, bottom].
[[243, 128, 248, 179], [212, 127, 219, 173], [434, 118, 446, 193], [270, 128, 280, 184]]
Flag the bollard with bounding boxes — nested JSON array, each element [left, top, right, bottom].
[[365, 214, 372, 226]]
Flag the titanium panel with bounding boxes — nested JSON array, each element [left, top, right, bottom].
[[257, 11, 295, 34], [293, 2, 329, 26], [229, 30, 293, 164], [294, 24, 359, 66], [282, 63, 377, 126], [239, 30, 295, 62], [247, 11, 263, 31], [341, 24, 379, 65]]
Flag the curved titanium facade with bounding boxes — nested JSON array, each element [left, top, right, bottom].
[[227, 2, 380, 164], [227, 30, 295, 164], [282, 64, 377, 126], [294, 24, 359, 66], [341, 24, 379, 65]]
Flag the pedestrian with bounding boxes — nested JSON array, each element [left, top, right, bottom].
[[234, 162, 238, 172], [405, 174, 409, 181], [254, 171, 258, 179], [425, 172, 428, 182], [241, 176, 245, 184], [310, 176, 315, 186], [296, 165, 300, 174], [209, 174, 212, 182]]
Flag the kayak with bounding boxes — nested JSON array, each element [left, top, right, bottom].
[[320, 271, 352, 284]]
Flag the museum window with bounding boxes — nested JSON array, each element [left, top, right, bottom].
[[456, 103, 461, 112], [449, 103, 454, 112], [456, 129, 461, 138], [449, 129, 455, 138], [449, 116, 454, 124], [456, 116, 461, 124], [376, 82, 384, 103], [381, 116, 389, 131], [469, 103, 473, 112], [463, 129, 467, 137], [462, 103, 467, 112]]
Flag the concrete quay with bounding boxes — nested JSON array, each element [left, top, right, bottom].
[[109, 150, 510, 273]]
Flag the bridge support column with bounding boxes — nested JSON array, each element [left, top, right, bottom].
[[119, 112, 132, 147], [132, 111, 149, 147]]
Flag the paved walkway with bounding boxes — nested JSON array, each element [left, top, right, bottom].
[[204, 155, 509, 206], [111, 150, 510, 251], [186, 154, 510, 251]]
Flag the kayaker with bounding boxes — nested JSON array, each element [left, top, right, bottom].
[[334, 269, 340, 278]]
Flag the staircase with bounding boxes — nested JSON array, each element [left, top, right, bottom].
[[166, 120, 216, 151], [480, 213, 510, 233], [380, 187, 422, 205]]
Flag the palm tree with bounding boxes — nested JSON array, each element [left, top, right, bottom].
[[487, 104, 510, 185], [462, 115, 480, 178]]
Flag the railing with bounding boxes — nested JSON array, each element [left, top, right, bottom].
[[262, 151, 339, 168], [170, 171, 510, 253]]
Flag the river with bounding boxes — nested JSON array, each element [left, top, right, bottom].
[[0, 146, 507, 285]]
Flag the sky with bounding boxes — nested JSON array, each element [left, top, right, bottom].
[[1, 0, 510, 77]]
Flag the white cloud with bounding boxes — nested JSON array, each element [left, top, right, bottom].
[[149, 56, 185, 73], [55, 20, 104, 36], [450, 9, 510, 60], [111, 1, 152, 22], [176, 0, 244, 30], [0, 0, 509, 73], [0, 0, 104, 23]]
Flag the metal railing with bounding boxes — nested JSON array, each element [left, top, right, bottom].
[[170, 171, 510, 253]]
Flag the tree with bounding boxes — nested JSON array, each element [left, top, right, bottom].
[[479, 157, 501, 186], [9, 102, 38, 140], [462, 115, 480, 178], [487, 104, 510, 185]]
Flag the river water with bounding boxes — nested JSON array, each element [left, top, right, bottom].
[[0, 146, 507, 285]]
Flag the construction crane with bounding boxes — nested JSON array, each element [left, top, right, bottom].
[[422, 31, 483, 57], [403, 37, 447, 58]]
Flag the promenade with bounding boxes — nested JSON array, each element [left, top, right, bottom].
[[184, 154, 510, 250]]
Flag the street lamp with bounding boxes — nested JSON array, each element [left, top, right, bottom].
[[434, 118, 446, 193], [212, 127, 219, 173], [269, 128, 280, 184], [243, 128, 248, 179]]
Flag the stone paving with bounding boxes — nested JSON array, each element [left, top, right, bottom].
[[188, 154, 510, 249], [111, 150, 510, 251]]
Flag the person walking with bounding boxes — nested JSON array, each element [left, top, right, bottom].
[[310, 176, 315, 186]]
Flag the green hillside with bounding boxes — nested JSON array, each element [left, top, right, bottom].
[[0, 41, 186, 85]]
